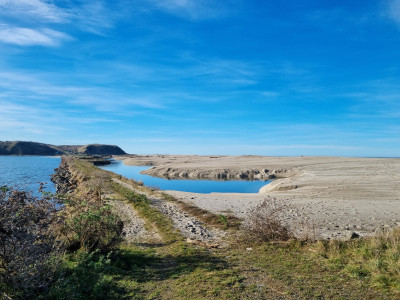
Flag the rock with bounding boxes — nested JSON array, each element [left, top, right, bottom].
[[51, 159, 77, 194], [346, 231, 360, 240]]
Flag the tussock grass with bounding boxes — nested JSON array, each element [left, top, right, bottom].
[[310, 228, 400, 294]]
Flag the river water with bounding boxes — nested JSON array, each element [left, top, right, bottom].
[[0, 156, 60, 194], [0, 156, 270, 195], [100, 160, 270, 193]]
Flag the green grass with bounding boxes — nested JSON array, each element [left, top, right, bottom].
[[113, 183, 181, 244], [46, 244, 244, 300], [309, 231, 400, 295], [43, 238, 394, 300], [160, 192, 241, 231]]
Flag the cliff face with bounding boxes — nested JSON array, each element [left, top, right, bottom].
[[0, 141, 127, 156]]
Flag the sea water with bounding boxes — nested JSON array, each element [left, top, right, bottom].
[[0, 156, 61, 195]]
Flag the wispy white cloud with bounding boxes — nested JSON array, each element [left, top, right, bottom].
[[71, 95, 165, 112], [341, 78, 400, 119], [0, 0, 74, 47], [388, 0, 400, 24], [0, 0, 120, 45], [0, 0, 73, 23], [74, 1, 116, 35], [0, 100, 69, 138], [67, 117, 119, 125], [146, 0, 237, 20], [0, 25, 71, 46], [0, 69, 166, 114]]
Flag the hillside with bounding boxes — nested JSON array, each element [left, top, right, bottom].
[[56, 144, 127, 155], [0, 141, 61, 156], [0, 141, 127, 156]]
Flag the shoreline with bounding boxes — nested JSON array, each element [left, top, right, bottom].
[[114, 154, 400, 239], [105, 159, 272, 194]]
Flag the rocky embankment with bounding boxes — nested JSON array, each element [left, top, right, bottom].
[[51, 159, 77, 194]]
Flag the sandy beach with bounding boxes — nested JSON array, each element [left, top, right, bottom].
[[115, 155, 400, 239]]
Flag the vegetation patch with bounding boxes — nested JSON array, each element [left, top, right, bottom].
[[0, 187, 60, 298], [113, 183, 181, 243], [310, 229, 400, 295], [161, 192, 241, 230], [56, 197, 123, 252], [242, 197, 294, 242]]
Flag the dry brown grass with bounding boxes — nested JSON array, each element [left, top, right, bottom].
[[242, 197, 294, 242]]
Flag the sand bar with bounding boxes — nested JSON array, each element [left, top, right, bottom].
[[115, 155, 400, 239]]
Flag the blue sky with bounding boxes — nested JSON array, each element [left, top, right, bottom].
[[0, 0, 399, 156]]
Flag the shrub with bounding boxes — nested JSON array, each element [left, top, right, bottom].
[[242, 197, 293, 242], [46, 250, 120, 300], [57, 197, 123, 253], [0, 186, 60, 297], [81, 169, 113, 201]]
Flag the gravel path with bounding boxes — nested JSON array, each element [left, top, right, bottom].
[[113, 178, 225, 243], [107, 199, 162, 244]]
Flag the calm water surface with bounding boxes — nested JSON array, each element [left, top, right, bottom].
[[100, 160, 270, 193], [0, 156, 61, 194]]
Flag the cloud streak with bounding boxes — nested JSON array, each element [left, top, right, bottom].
[[0, 25, 71, 46], [0, 0, 120, 46], [146, 0, 236, 20], [0, 69, 166, 114], [73, 1, 117, 35], [0, 0, 73, 23], [388, 0, 400, 24]]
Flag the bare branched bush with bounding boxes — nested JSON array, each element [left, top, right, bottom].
[[295, 219, 317, 242], [242, 197, 294, 242], [0, 186, 60, 297]]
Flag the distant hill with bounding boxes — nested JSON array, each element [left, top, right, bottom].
[[56, 144, 127, 155], [77, 144, 126, 155], [0, 141, 60, 156], [0, 141, 127, 156]]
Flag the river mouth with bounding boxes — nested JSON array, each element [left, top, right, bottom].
[[100, 160, 271, 194]]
